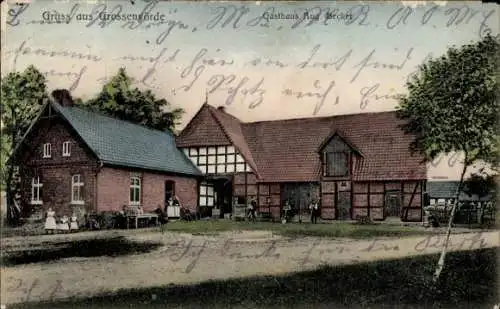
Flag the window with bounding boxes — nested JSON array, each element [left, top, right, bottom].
[[199, 183, 215, 207], [31, 177, 43, 204], [71, 174, 84, 204], [62, 141, 71, 157], [130, 176, 141, 205], [43, 143, 51, 158], [325, 152, 349, 177]]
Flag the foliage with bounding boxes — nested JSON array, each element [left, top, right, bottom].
[[354, 215, 375, 225], [80, 68, 184, 133], [396, 34, 499, 281], [1, 65, 49, 225], [397, 34, 499, 167], [463, 172, 497, 226], [463, 172, 496, 200]]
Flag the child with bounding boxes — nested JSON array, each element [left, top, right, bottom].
[[58, 215, 70, 233], [70, 213, 79, 232], [44, 208, 57, 234]]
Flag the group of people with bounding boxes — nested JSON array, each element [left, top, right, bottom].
[[43, 195, 322, 231], [44, 208, 79, 234], [247, 198, 321, 224], [283, 199, 320, 223]]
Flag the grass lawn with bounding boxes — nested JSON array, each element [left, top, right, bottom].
[[10, 248, 498, 309], [164, 220, 434, 239]]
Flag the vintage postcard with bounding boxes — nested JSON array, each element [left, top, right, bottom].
[[0, 0, 499, 308]]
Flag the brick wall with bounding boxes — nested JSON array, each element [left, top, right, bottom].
[[97, 167, 198, 213], [18, 116, 99, 217], [20, 165, 97, 217], [21, 118, 96, 167]]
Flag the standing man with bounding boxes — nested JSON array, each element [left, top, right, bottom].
[[310, 199, 319, 224]]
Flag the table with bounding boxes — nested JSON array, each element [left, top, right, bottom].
[[126, 213, 159, 229]]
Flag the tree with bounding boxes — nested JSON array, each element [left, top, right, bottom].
[[1, 65, 49, 225], [81, 68, 184, 133], [463, 171, 497, 225], [397, 34, 499, 281]]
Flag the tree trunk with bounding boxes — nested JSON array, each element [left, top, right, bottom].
[[6, 122, 21, 226], [5, 163, 16, 225], [432, 162, 468, 282]]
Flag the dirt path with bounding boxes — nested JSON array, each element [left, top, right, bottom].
[[1, 230, 498, 305]]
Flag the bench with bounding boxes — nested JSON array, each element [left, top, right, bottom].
[[126, 213, 159, 229], [124, 206, 159, 229]]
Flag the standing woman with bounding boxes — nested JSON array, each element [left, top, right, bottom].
[[45, 208, 57, 234]]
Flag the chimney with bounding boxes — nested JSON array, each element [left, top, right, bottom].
[[51, 89, 74, 107], [217, 106, 226, 112]]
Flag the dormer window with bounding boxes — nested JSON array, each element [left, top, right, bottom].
[[324, 152, 349, 177], [318, 131, 361, 178], [62, 141, 71, 157], [43, 143, 51, 158]]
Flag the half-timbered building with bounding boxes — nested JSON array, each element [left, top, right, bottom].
[[176, 103, 427, 222]]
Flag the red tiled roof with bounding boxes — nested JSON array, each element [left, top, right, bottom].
[[176, 104, 260, 177], [177, 105, 426, 183], [242, 112, 426, 182], [176, 104, 231, 147]]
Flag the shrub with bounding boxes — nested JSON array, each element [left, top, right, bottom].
[[355, 215, 374, 225]]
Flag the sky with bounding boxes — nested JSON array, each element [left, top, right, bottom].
[[1, 0, 498, 181]]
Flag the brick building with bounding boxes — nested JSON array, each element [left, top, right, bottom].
[[11, 93, 201, 220], [176, 103, 427, 222]]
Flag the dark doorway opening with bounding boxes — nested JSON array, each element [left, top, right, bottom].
[[165, 180, 175, 207], [282, 183, 319, 222], [165, 180, 179, 217], [201, 177, 232, 219], [214, 178, 232, 219]]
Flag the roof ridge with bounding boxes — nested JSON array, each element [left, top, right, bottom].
[[241, 110, 399, 125], [59, 103, 176, 138]]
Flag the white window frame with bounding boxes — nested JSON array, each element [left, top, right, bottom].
[[62, 141, 71, 157], [31, 177, 43, 205], [43, 143, 51, 158], [130, 176, 141, 206], [71, 174, 84, 204], [199, 183, 215, 207]]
